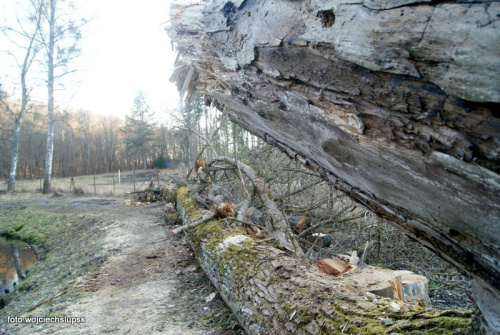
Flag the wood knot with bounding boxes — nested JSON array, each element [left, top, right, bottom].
[[317, 10, 335, 28]]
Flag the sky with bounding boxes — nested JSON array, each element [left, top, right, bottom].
[[1, 0, 180, 121]]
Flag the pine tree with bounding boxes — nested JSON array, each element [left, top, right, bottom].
[[121, 91, 155, 169]]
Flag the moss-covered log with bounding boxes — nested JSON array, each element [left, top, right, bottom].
[[168, 1, 500, 331], [176, 186, 473, 334]]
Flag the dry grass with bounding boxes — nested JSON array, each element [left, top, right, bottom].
[[0, 167, 186, 196]]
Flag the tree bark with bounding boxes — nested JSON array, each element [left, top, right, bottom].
[[176, 186, 473, 334], [7, 1, 42, 192], [43, 0, 56, 194], [168, 1, 500, 331], [8, 116, 24, 192]]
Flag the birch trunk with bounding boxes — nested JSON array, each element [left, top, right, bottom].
[[8, 114, 24, 192], [7, 2, 41, 192], [42, 0, 56, 194]]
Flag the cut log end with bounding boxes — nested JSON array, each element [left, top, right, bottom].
[[317, 258, 352, 276]]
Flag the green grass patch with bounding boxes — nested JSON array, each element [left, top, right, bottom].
[[0, 202, 107, 319], [0, 206, 65, 248]]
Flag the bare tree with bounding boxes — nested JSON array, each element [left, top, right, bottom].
[[0, 0, 43, 192], [39, 0, 85, 193]]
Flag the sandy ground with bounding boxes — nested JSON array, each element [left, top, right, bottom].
[[1, 184, 240, 334]]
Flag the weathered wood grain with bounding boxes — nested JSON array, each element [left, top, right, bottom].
[[168, 0, 500, 331], [177, 186, 473, 334]]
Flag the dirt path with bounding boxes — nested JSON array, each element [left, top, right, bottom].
[[2, 193, 240, 335]]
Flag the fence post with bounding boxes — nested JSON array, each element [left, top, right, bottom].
[[118, 169, 121, 184]]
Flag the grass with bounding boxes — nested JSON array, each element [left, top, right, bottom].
[[0, 199, 107, 318], [0, 169, 179, 196]]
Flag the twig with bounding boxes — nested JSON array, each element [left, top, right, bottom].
[[253, 236, 275, 243], [27, 288, 69, 312], [284, 198, 330, 214], [229, 217, 262, 228], [298, 204, 354, 237], [360, 240, 372, 265], [281, 168, 321, 177], [281, 179, 325, 199], [170, 216, 213, 236], [233, 122, 250, 197]]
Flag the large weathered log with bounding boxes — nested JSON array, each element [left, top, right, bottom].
[[176, 186, 473, 334], [168, 1, 500, 331]]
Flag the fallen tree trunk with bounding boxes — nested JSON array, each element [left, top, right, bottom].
[[168, 1, 500, 330], [176, 186, 473, 334]]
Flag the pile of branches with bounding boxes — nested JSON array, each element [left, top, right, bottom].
[[131, 181, 176, 204]]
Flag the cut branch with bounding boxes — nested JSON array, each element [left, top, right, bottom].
[[169, 216, 213, 236], [208, 156, 304, 256]]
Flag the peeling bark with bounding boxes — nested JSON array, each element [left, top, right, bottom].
[[168, 1, 500, 331], [176, 186, 473, 334]]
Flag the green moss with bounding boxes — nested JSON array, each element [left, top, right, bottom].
[[0, 207, 65, 248], [191, 220, 225, 247], [176, 186, 473, 335], [165, 213, 180, 225], [176, 186, 200, 220]]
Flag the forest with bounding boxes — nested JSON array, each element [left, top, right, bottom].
[[0, 91, 257, 180]]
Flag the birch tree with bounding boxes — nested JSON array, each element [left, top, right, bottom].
[[0, 0, 43, 192], [40, 0, 85, 193]]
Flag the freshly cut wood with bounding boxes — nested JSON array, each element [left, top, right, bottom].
[[317, 258, 352, 276], [389, 276, 404, 301], [176, 186, 472, 334], [348, 268, 432, 307], [288, 216, 311, 233], [213, 202, 237, 218]]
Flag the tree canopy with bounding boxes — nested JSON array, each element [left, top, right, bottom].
[[121, 91, 155, 170]]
